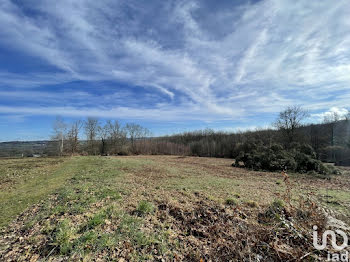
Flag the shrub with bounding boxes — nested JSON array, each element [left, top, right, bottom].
[[117, 150, 129, 156], [233, 142, 338, 176], [300, 144, 317, 158], [307, 170, 318, 177]]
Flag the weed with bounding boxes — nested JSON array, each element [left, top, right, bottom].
[[77, 231, 98, 248], [271, 199, 285, 210], [117, 213, 141, 235], [41, 220, 55, 235], [258, 199, 286, 224], [225, 198, 238, 206], [136, 200, 155, 216], [52, 204, 68, 215], [81, 211, 108, 232], [96, 233, 117, 250], [52, 219, 75, 255], [87, 213, 106, 229], [97, 187, 121, 200], [281, 171, 292, 206]]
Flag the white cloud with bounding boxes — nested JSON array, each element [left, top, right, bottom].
[[0, 104, 243, 122], [0, 0, 349, 123], [312, 107, 349, 122]]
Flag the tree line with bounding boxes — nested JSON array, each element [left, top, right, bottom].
[[52, 117, 153, 156], [48, 106, 350, 167], [159, 106, 350, 165]]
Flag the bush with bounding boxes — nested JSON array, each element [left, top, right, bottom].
[[233, 142, 338, 176], [299, 144, 317, 158], [117, 150, 129, 156]]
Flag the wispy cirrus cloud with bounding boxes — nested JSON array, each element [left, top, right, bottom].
[[0, 0, 349, 134]]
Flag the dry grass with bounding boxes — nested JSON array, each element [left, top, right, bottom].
[[0, 155, 349, 261]]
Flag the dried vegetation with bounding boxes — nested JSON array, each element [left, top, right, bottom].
[[0, 156, 349, 261]]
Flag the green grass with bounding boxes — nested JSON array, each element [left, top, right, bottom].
[[317, 188, 350, 220], [0, 156, 172, 259], [53, 219, 75, 255], [0, 156, 127, 228], [0, 158, 75, 227], [136, 200, 155, 215], [1, 155, 349, 261]]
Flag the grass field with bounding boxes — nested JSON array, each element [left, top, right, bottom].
[[0, 156, 349, 261]]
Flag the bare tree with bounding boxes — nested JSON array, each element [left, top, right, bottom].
[[323, 112, 341, 123], [323, 112, 343, 162], [97, 123, 110, 155], [345, 112, 350, 121], [125, 123, 145, 153], [67, 120, 83, 155], [275, 106, 309, 144], [52, 116, 66, 156], [106, 120, 126, 154], [138, 126, 152, 154], [84, 117, 99, 155]]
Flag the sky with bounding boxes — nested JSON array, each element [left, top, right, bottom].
[[0, 0, 350, 141]]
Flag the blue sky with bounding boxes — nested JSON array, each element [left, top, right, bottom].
[[0, 0, 350, 141]]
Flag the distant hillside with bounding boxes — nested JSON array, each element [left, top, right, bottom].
[[0, 141, 57, 157]]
